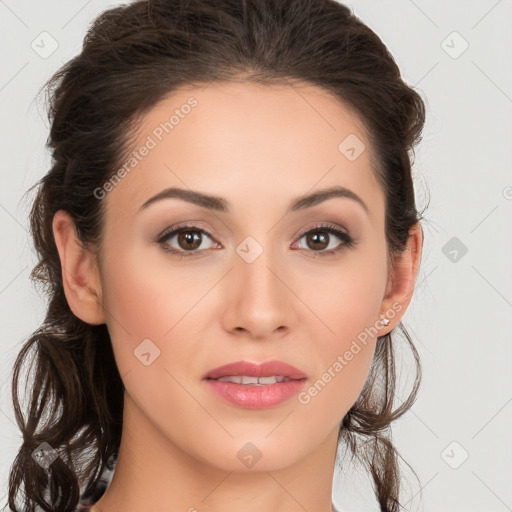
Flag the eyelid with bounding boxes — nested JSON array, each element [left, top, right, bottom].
[[294, 222, 349, 239], [156, 221, 213, 241]]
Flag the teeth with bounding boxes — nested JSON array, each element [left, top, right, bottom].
[[215, 375, 290, 385]]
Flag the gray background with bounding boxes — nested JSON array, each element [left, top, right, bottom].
[[1, 1, 511, 511]]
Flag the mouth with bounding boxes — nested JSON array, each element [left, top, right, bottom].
[[202, 360, 308, 409]]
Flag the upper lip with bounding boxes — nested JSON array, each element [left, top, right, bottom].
[[203, 360, 308, 380]]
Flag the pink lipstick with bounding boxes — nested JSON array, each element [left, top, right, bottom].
[[203, 360, 308, 409]]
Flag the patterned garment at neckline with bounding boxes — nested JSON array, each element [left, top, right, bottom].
[[75, 454, 116, 510]]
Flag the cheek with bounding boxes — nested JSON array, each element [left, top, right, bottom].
[[297, 343, 376, 440], [298, 243, 388, 345], [296, 296, 380, 436], [99, 246, 207, 374], [293, 247, 387, 423]]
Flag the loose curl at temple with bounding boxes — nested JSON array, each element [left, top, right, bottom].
[[7, 0, 427, 510]]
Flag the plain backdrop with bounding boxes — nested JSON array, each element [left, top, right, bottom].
[[1, 1, 511, 511]]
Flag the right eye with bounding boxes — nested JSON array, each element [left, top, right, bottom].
[[156, 224, 219, 258]]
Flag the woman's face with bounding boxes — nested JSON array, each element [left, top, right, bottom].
[[92, 81, 402, 471]]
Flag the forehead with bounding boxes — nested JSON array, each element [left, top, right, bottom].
[[103, 80, 383, 224]]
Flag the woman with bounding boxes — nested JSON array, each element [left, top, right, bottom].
[[6, 0, 426, 511]]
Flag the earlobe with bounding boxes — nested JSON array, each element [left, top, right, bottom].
[[378, 222, 423, 333], [52, 210, 106, 326]]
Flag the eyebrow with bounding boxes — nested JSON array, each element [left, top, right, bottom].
[[138, 185, 369, 215]]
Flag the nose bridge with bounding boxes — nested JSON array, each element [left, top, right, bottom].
[[236, 235, 283, 307], [224, 234, 293, 337]]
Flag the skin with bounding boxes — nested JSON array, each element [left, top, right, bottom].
[[53, 81, 422, 512]]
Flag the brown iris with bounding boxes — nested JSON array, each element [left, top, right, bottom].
[[178, 230, 203, 251], [305, 231, 329, 251]]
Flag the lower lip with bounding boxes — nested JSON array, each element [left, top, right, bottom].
[[204, 378, 307, 409]]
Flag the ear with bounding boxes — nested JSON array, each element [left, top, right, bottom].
[[378, 221, 423, 333], [52, 209, 106, 325]]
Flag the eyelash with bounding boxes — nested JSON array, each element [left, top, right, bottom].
[[156, 222, 356, 259]]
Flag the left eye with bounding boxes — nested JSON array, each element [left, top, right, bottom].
[[295, 226, 350, 253], [292, 224, 356, 257]]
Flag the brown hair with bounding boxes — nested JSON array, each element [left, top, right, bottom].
[[7, 0, 426, 510]]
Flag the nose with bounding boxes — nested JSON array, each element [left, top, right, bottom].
[[221, 244, 297, 341]]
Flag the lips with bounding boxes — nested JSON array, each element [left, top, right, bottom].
[[203, 360, 308, 409], [203, 360, 308, 381]]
